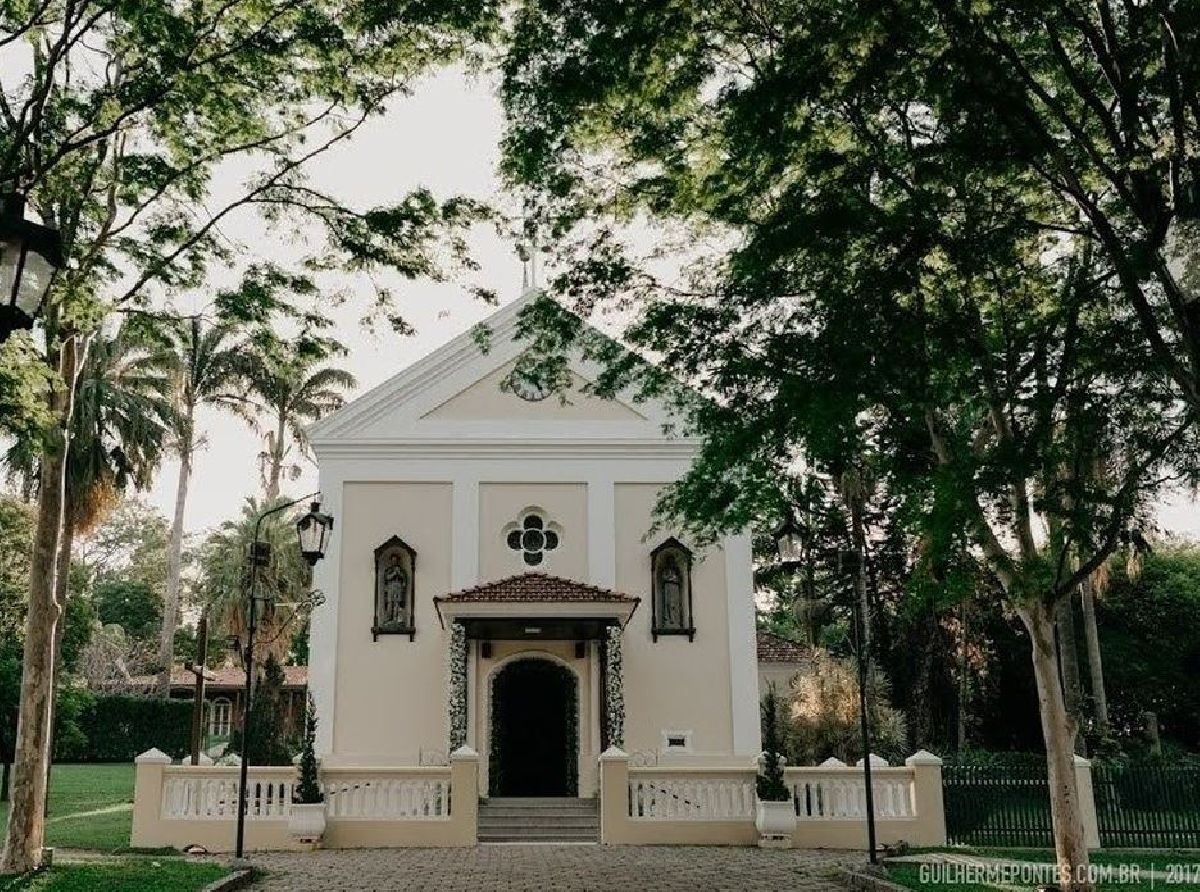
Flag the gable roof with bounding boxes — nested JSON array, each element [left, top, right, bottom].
[[306, 288, 687, 447], [756, 630, 811, 664], [435, 571, 640, 604]]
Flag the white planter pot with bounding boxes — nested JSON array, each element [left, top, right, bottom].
[[288, 802, 326, 844], [755, 800, 797, 849]]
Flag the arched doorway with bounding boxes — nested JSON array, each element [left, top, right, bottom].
[[489, 658, 578, 797]]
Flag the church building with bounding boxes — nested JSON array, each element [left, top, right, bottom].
[[305, 290, 766, 797]]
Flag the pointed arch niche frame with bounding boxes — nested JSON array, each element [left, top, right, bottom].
[[373, 534, 418, 641]]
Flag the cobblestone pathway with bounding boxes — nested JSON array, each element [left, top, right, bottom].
[[249, 845, 858, 891]]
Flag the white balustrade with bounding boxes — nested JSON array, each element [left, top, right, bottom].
[[627, 769, 756, 821], [786, 767, 916, 820], [159, 764, 452, 822], [161, 767, 295, 820], [322, 768, 451, 820]]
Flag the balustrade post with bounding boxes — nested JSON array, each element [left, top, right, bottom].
[[131, 748, 172, 848], [905, 750, 946, 845], [450, 745, 479, 846], [1073, 755, 1101, 850], [599, 747, 630, 844]]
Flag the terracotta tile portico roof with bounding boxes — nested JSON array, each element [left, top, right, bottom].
[[756, 630, 811, 664], [435, 571, 640, 604]]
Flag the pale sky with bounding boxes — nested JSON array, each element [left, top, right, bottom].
[[146, 67, 522, 535], [134, 66, 1200, 543]]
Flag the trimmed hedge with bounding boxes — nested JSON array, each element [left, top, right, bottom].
[[55, 690, 192, 762]]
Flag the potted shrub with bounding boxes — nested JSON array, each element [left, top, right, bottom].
[[755, 686, 796, 847], [289, 695, 326, 844]]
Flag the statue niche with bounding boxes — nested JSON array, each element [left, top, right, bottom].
[[374, 536, 417, 640]]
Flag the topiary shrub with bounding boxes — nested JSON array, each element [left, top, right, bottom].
[[294, 694, 323, 804], [757, 686, 790, 802]]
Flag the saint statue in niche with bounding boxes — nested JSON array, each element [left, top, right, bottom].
[[659, 555, 684, 628], [382, 553, 410, 625]]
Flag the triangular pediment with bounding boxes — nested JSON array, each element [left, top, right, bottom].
[[308, 290, 681, 446], [421, 361, 647, 422]]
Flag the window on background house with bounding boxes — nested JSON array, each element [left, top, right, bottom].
[[651, 538, 695, 641], [374, 536, 417, 640], [209, 698, 232, 738]]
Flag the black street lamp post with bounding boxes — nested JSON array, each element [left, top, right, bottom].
[[234, 494, 333, 859], [0, 193, 62, 342], [774, 513, 878, 864]]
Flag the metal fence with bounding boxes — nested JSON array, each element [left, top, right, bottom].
[[1093, 764, 1200, 848], [943, 765, 1054, 847]]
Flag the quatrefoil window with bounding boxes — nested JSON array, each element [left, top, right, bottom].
[[505, 511, 562, 567]]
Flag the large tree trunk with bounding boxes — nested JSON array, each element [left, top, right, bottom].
[[1022, 601, 1092, 892], [158, 422, 193, 696], [1056, 598, 1085, 755], [0, 336, 82, 876], [1078, 575, 1109, 733], [44, 517, 74, 816], [263, 404, 286, 503]]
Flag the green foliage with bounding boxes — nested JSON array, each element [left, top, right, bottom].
[[228, 654, 294, 766], [1099, 545, 1200, 749], [80, 499, 173, 593], [53, 694, 192, 763], [757, 687, 789, 802], [195, 498, 316, 668], [93, 580, 161, 643], [0, 496, 35, 642], [293, 694, 323, 804], [784, 650, 908, 766]]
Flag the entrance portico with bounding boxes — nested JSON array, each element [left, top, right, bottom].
[[434, 573, 639, 798]]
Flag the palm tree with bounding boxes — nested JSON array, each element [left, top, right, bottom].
[[250, 356, 356, 502], [195, 497, 314, 669], [4, 322, 175, 797], [156, 318, 255, 695], [5, 323, 176, 608]]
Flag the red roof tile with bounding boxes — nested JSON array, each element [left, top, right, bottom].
[[129, 665, 308, 690], [435, 572, 640, 604], [757, 630, 811, 664]]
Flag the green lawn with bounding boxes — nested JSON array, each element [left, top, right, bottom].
[[0, 764, 134, 852], [0, 860, 227, 892]]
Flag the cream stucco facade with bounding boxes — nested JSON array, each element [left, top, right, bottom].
[[306, 291, 762, 798]]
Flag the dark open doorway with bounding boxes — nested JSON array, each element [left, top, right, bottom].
[[489, 658, 578, 797]]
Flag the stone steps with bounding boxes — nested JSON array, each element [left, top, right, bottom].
[[478, 797, 599, 844]]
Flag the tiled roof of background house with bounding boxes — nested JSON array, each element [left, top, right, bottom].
[[756, 630, 811, 664], [129, 664, 308, 690]]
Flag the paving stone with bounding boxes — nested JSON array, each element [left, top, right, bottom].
[[249, 845, 859, 891]]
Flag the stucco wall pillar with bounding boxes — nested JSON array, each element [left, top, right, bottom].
[[130, 748, 171, 848], [598, 747, 630, 845], [904, 750, 947, 846], [449, 745, 479, 846], [1074, 755, 1102, 850]]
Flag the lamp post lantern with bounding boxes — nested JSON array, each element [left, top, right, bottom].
[[235, 493, 332, 859], [773, 513, 878, 864], [0, 193, 62, 342]]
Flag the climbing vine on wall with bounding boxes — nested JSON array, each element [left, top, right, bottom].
[[447, 621, 468, 751], [605, 625, 625, 749]]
